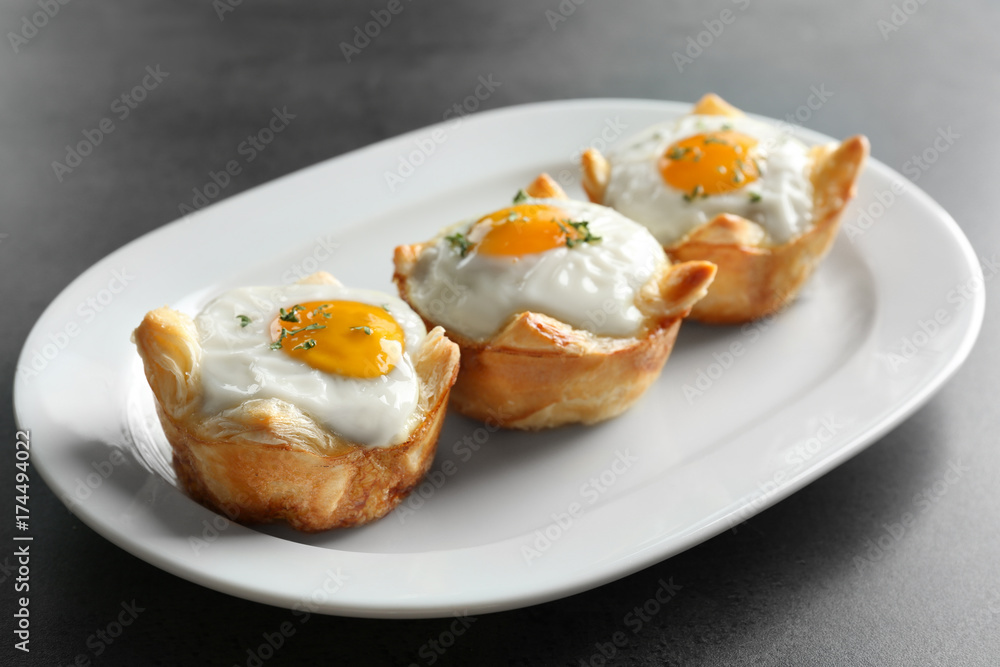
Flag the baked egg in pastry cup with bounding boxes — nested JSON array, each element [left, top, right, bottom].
[[581, 94, 869, 324], [132, 271, 460, 532], [393, 174, 716, 430]]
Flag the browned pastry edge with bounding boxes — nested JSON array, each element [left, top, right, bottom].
[[439, 313, 683, 429], [581, 93, 870, 324], [132, 273, 460, 532], [392, 175, 716, 430]]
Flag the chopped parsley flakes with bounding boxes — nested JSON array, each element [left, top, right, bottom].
[[559, 220, 602, 248], [268, 321, 325, 350], [683, 184, 707, 202], [279, 305, 304, 323], [445, 232, 473, 257]]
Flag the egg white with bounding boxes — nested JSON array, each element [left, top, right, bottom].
[[405, 198, 668, 341], [193, 283, 426, 448], [604, 114, 814, 245]]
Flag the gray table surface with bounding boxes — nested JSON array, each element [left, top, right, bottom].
[[3, 1, 998, 665]]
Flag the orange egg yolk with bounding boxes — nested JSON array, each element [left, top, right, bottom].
[[472, 204, 580, 256], [659, 130, 760, 197], [270, 300, 404, 378]]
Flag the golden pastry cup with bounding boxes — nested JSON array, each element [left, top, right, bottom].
[[581, 93, 869, 324], [132, 271, 460, 532], [393, 174, 716, 430]]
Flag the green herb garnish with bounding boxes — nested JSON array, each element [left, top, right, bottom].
[[350, 325, 373, 335], [558, 220, 602, 248], [749, 192, 763, 203], [666, 146, 691, 161], [279, 305, 304, 322], [271, 323, 326, 349], [269, 328, 289, 350], [445, 232, 473, 257], [293, 339, 317, 351], [512, 189, 529, 204], [703, 136, 731, 146], [236, 315, 251, 327], [286, 323, 326, 335], [683, 184, 706, 202]]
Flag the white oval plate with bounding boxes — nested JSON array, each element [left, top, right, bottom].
[[14, 100, 984, 618]]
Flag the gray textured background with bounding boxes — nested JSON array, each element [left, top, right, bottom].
[[2, 1, 998, 665]]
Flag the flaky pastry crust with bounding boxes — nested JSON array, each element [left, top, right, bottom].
[[581, 93, 869, 324], [393, 174, 716, 430], [132, 271, 460, 532]]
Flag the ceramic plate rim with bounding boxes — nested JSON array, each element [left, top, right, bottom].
[[13, 98, 985, 618]]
